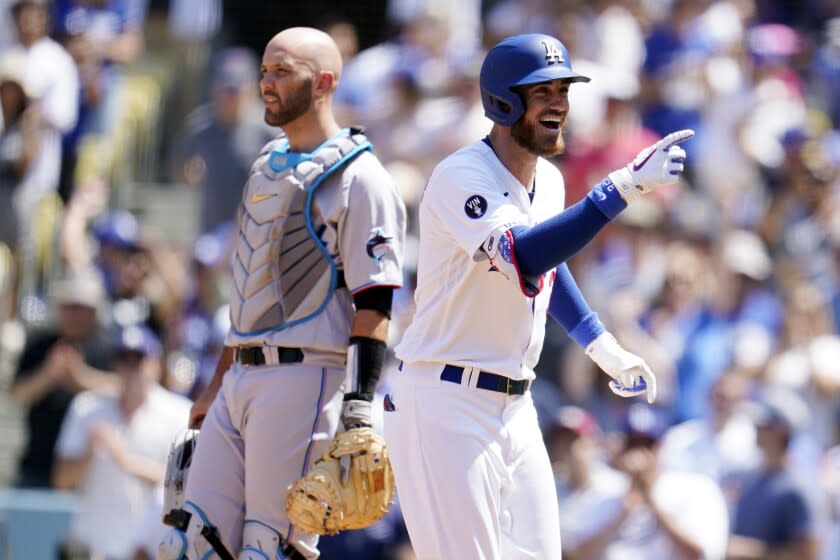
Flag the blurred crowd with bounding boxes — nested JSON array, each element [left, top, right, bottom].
[[1, 0, 840, 558]]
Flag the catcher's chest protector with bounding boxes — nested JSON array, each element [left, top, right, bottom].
[[230, 129, 372, 334]]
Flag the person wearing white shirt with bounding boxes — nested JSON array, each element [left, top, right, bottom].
[[6, 0, 79, 134], [574, 404, 729, 560], [658, 371, 761, 511], [53, 325, 191, 559], [5, 0, 79, 305], [549, 406, 630, 555]]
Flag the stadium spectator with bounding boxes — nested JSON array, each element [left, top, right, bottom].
[[4, 0, 79, 306], [658, 370, 761, 510], [727, 389, 823, 559], [644, 239, 733, 422], [548, 405, 628, 558], [164, 0, 222, 133], [169, 47, 275, 234], [576, 403, 729, 559], [52, 0, 148, 195], [4, 0, 78, 136], [0, 50, 38, 260], [765, 281, 840, 450], [61, 204, 188, 336], [8, 267, 115, 488], [53, 324, 190, 559]]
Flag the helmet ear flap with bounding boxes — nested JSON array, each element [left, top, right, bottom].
[[482, 90, 525, 127], [490, 95, 513, 117]]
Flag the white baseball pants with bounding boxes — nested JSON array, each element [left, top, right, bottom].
[[383, 362, 562, 560]]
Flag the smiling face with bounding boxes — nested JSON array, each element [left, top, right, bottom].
[[510, 79, 570, 157]]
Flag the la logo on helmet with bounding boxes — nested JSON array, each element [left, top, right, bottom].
[[542, 41, 564, 65]]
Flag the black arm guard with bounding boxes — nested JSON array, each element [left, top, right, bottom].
[[344, 336, 387, 402], [352, 286, 394, 319]]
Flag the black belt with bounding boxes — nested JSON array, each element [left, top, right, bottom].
[[235, 346, 304, 366], [440, 364, 531, 396]]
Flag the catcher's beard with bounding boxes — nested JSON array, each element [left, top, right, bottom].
[[264, 77, 313, 127], [511, 116, 566, 157]]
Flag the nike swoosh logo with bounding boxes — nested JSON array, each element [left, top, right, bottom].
[[251, 193, 275, 203], [632, 148, 656, 171]]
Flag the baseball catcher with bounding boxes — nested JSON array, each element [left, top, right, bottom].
[[164, 26, 406, 559]]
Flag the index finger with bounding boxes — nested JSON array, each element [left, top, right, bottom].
[[659, 129, 695, 150]]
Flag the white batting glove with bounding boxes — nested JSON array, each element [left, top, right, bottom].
[[585, 332, 657, 404], [608, 129, 694, 203]]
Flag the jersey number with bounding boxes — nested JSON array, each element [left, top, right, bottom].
[[542, 41, 564, 65]]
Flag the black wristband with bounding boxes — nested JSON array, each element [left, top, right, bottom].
[[344, 336, 387, 402]]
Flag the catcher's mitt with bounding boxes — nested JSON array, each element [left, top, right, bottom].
[[286, 427, 395, 535]]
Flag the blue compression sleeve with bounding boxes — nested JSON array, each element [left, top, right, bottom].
[[512, 178, 626, 277], [548, 263, 605, 348]]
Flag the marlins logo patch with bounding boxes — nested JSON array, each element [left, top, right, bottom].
[[366, 229, 393, 262], [464, 195, 488, 219]]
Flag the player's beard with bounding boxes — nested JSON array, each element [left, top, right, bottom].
[[263, 78, 313, 127], [511, 115, 566, 157]]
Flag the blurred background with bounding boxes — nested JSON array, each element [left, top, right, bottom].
[[1, 0, 839, 558]]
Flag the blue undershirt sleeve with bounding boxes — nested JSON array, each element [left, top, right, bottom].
[[548, 263, 605, 348], [511, 178, 626, 277]]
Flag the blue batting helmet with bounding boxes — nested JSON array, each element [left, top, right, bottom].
[[480, 33, 590, 126]]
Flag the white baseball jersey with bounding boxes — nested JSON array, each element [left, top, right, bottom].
[[395, 140, 566, 380]]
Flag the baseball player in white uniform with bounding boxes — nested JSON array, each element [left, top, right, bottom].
[[383, 33, 693, 559], [158, 28, 406, 559]]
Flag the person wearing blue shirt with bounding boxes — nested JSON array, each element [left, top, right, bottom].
[[727, 391, 821, 560]]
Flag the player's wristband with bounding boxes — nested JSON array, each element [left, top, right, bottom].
[[344, 336, 387, 402], [588, 177, 629, 219]]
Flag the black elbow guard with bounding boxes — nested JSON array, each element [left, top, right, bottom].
[[344, 336, 387, 402]]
